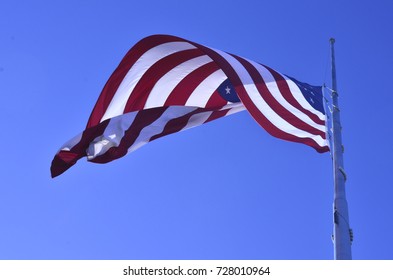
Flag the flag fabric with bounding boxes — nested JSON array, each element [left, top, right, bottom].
[[51, 34, 329, 178]]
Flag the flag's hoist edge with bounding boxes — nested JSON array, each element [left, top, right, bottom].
[[51, 34, 329, 178]]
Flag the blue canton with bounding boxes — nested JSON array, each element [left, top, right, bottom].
[[287, 76, 325, 115], [217, 79, 240, 103]]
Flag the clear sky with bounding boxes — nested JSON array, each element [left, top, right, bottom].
[[1, 0, 392, 260]]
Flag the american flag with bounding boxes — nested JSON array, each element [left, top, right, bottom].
[[51, 35, 328, 178]]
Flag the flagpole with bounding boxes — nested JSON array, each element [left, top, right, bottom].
[[330, 38, 352, 259]]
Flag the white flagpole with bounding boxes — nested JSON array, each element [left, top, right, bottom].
[[330, 38, 352, 259]]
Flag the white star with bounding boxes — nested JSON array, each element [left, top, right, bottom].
[[310, 97, 315, 104], [225, 86, 231, 94]]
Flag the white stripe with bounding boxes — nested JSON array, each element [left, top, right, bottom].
[[182, 103, 246, 131], [220, 102, 246, 111], [224, 103, 246, 115], [212, 48, 327, 148], [87, 112, 138, 160], [185, 69, 227, 107], [127, 106, 196, 153], [101, 41, 197, 122], [183, 111, 213, 130], [246, 60, 326, 131], [59, 132, 82, 152], [144, 55, 213, 109]]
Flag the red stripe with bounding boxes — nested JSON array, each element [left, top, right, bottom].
[[164, 61, 222, 107], [233, 55, 326, 139], [205, 108, 230, 123], [149, 107, 206, 142], [123, 48, 205, 112], [150, 107, 230, 141], [86, 35, 185, 128], [263, 65, 325, 126], [205, 89, 228, 108]]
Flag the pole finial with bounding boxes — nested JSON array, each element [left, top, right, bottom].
[[330, 38, 336, 44]]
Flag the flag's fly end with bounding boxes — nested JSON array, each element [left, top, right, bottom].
[[50, 150, 79, 178]]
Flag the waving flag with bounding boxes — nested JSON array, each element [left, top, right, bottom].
[[51, 34, 329, 178]]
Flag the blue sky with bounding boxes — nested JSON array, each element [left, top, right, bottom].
[[1, 0, 392, 260]]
